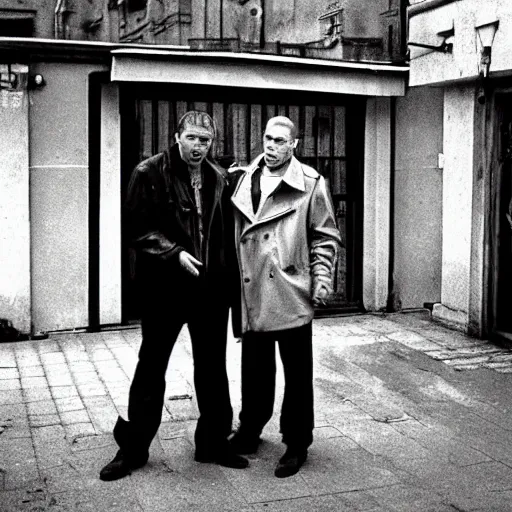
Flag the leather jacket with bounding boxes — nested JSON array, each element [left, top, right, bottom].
[[231, 154, 341, 333], [125, 145, 234, 297]]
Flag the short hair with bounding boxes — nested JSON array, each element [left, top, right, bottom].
[[177, 110, 216, 138], [265, 116, 297, 140]]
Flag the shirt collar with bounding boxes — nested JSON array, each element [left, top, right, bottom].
[[253, 154, 305, 192]]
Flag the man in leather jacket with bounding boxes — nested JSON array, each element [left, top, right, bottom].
[[229, 116, 341, 478], [100, 111, 248, 481]]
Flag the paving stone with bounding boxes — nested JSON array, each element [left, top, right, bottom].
[[32, 424, 70, 469], [26, 400, 58, 416], [14, 351, 41, 367], [385, 331, 442, 351], [0, 379, 21, 391], [0, 485, 49, 512], [29, 413, 60, 428], [0, 389, 23, 405], [40, 461, 87, 494], [70, 433, 112, 452], [46, 488, 144, 512], [90, 349, 115, 362], [76, 383, 106, 397], [0, 437, 39, 490], [448, 489, 512, 511], [51, 385, 80, 399], [20, 376, 46, 390], [60, 409, 91, 425], [391, 419, 492, 467], [64, 422, 96, 441], [82, 396, 118, 433], [73, 372, 102, 386], [36, 340, 60, 354], [18, 365, 45, 378], [301, 438, 400, 496], [69, 361, 96, 373], [0, 404, 30, 440], [0, 368, 19, 380], [40, 352, 66, 366], [252, 494, 345, 511], [45, 370, 74, 387], [22, 386, 52, 403], [55, 396, 86, 413], [367, 483, 453, 512]]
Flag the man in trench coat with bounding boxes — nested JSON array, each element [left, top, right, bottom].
[[99, 111, 248, 481], [229, 116, 341, 478]]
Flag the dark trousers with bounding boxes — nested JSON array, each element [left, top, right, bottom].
[[114, 289, 233, 457], [238, 322, 314, 450]]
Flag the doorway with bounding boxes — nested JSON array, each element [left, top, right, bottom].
[[120, 83, 366, 322], [491, 93, 512, 340]]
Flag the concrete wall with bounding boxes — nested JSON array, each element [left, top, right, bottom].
[[409, 0, 512, 86], [432, 84, 476, 330], [99, 83, 122, 326], [260, 0, 388, 44], [363, 97, 391, 311], [29, 61, 108, 332], [394, 86, 443, 309], [0, 65, 31, 333]]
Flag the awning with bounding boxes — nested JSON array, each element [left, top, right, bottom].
[[111, 49, 408, 97]]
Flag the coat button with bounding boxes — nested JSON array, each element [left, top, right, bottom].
[[244, 277, 251, 283], [264, 233, 270, 240]]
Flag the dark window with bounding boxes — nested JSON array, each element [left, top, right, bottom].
[[127, 0, 148, 12], [0, 12, 34, 37]]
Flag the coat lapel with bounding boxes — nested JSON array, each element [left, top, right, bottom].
[[231, 155, 305, 236]]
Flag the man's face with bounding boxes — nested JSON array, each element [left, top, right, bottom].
[[176, 127, 213, 168], [263, 123, 295, 169]]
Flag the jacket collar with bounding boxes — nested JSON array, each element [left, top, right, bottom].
[[168, 144, 226, 181], [231, 153, 304, 224], [250, 154, 305, 192]]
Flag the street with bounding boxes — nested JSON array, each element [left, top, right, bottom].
[[2, 311, 512, 511]]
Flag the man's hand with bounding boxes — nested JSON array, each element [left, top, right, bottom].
[[312, 282, 330, 307], [179, 251, 203, 277]]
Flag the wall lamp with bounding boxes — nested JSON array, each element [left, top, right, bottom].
[[475, 19, 499, 78], [408, 27, 454, 54], [28, 74, 46, 89]]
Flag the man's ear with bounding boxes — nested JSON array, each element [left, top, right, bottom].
[[174, 133, 180, 144], [293, 139, 299, 149]]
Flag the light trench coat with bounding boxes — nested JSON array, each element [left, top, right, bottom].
[[231, 154, 341, 333]]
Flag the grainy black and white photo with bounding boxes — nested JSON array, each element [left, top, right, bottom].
[[1, 1, 512, 510]]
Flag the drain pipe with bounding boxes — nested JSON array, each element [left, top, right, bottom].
[[54, 0, 67, 39], [386, 96, 400, 312]]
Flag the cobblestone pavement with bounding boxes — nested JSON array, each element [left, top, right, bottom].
[[2, 311, 512, 511]]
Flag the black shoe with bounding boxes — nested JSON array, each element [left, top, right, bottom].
[[99, 449, 148, 481], [274, 448, 307, 478], [195, 448, 249, 469], [229, 431, 262, 455]]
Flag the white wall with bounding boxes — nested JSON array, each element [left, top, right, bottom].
[[99, 83, 122, 326], [394, 86, 443, 309], [363, 97, 391, 311], [0, 65, 31, 333], [409, 0, 512, 86], [432, 84, 476, 330], [30, 61, 108, 332]]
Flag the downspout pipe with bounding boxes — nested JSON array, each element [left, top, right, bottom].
[[54, 0, 66, 39], [386, 96, 399, 312]]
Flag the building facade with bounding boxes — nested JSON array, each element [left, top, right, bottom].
[[406, 0, 512, 341], [0, 1, 411, 335]]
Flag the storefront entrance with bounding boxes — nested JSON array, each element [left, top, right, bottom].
[[119, 83, 365, 322], [491, 93, 512, 340]]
